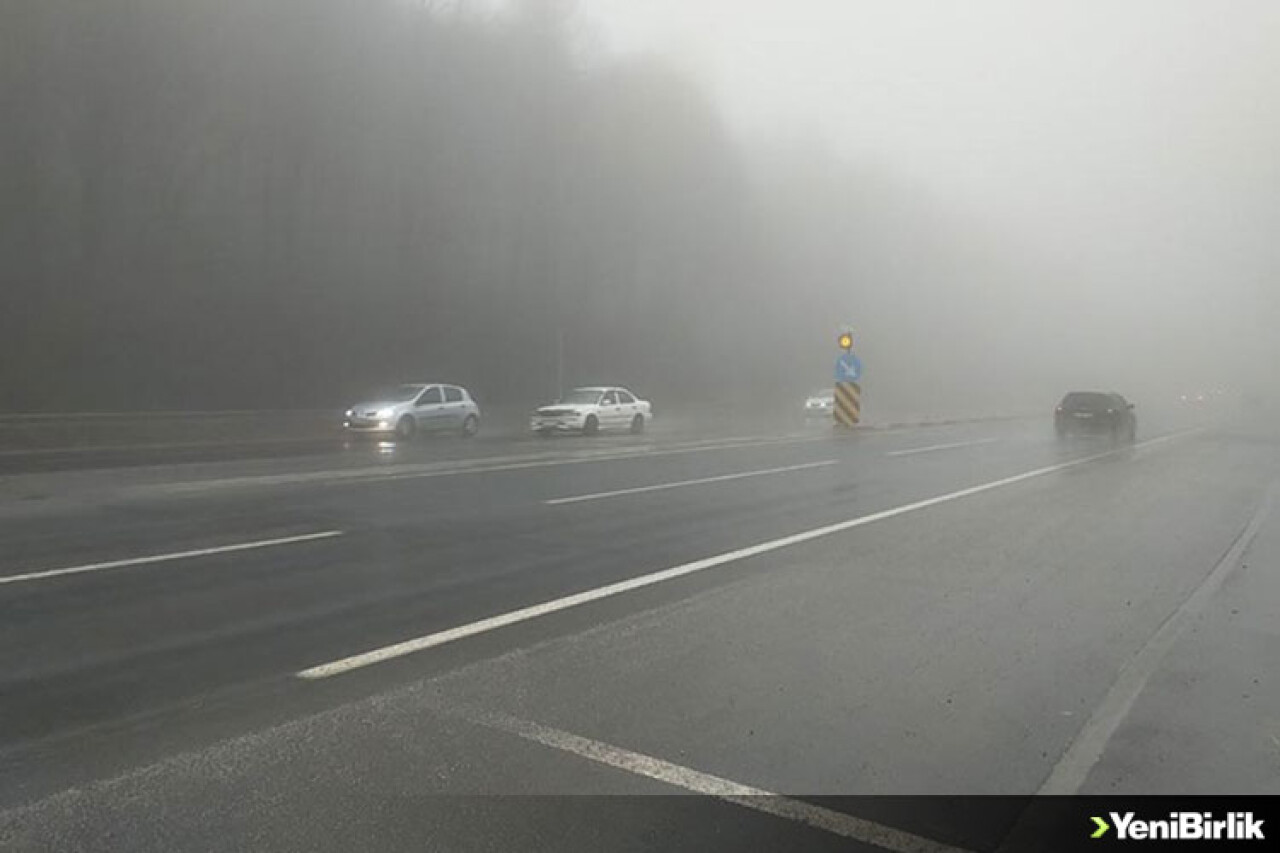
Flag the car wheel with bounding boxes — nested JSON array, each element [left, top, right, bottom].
[[536, 428, 553, 438], [461, 414, 479, 438], [630, 414, 645, 435], [583, 415, 599, 436], [395, 415, 416, 440]]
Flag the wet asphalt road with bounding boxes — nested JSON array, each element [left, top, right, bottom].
[[1, 411, 1276, 851]]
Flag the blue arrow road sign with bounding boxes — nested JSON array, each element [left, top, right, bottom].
[[835, 352, 862, 382]]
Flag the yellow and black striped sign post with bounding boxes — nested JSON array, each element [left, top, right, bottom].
[[834, 381, 861, 427], [833, 327, 863, 428]]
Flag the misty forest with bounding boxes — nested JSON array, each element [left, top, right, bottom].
[[3, 0, 1273, 414]]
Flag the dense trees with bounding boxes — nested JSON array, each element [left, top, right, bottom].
[[0, 1, 786, 410], [3, 1, 1047, 416]]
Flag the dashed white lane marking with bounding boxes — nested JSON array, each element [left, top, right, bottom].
[[0, 531, 344, 586], [885, 438, 999, 457], [545, 460, 838, 505], [297, 430, 1199, 680], [144, 434, 829, 496], [452, 705, 973, 853], [1038, 477, 1274, 794]]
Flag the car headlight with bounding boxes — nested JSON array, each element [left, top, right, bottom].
[[375, 408, 394, 418], [345, 409, 354, 417]]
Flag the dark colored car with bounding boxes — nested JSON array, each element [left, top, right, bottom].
[[1055, 391, 1136, 442]]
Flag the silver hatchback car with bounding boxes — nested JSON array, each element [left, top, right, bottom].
[[344, 383, 481, 439]]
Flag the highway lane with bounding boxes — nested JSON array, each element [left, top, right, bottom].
[[1, 413, 1275, 851], [0, 436, 350, 475], [0, 420, 827, 512], [1, 420, 1038, 745], [0, 420, 1199, 735], [0, 406, 545, 475], [0, 407, 823, 476]]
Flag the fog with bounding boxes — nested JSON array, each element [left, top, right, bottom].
[[3, 0, 1276, 418], [588, 0, 1280, 414]]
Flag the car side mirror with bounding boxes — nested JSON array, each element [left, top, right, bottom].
[[1127, 403, 1135, 410]]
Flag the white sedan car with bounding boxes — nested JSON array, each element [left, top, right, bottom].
[[531, 386, 652, 436], [803, 389, 835, 419], [343, 383, 481, 439]]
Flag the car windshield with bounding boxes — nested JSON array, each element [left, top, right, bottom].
[[1061, 392, 1114, 410], [375, 385, 425, 402], [559, 388, 603, 405], [376, 384, 422, 399]]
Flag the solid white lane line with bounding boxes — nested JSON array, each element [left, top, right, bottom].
[[545, 460, 838, 506], [1038, 478, 1275, 795], [297, 431, 1198, 680], [0, 530, 344, 586], [453, 706, 973, 853], [885, 438, 999, 457]]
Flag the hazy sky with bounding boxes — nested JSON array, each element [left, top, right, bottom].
[[578, 1, 1280, 397]]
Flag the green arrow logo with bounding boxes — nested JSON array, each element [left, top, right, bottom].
[[1091, 816, 1110, 839]]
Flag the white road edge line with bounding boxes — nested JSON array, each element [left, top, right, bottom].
[[886, 438, 1000, 457], [296, 430, 1200, 680], [451, 705, 973, 853], [545, 460, 838, 505], [0, 530, 344, 586], [1037, 476, 1274, 795]]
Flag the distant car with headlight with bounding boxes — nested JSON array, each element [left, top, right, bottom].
[[531, 386, 651, 436], [804, 390, 835, 419], [343, 383, 480, 439]]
